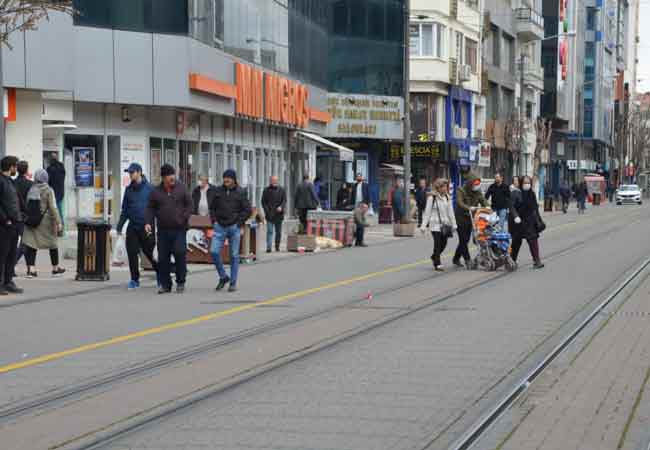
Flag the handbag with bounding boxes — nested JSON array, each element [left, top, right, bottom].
[[435, 196, 454, 238], [534, 211, 546, 233]]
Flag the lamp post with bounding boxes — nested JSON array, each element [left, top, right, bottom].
[[403, 0, 412, 222]]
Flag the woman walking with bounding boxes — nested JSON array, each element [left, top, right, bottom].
[[510, 175, 545, 269], [22, 169, 65, 277], [453, 173, 487, 269], [420, 179, 457, 271]]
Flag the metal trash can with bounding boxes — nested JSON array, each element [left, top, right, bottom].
[[76, 220, 112, 281]]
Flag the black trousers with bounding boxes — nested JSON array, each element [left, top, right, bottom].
[[297, 209, 309, 233], [511, 237, 541, 263], [454, 224, 472, 263], [24, 246, 58, 267], [157, 229, 187, 289], [355, 223, 365, 245], [126, 227, 158, 282], [0, 226, 17, 286], [15, 222, 24, 265], [431, 231, 449, 267]]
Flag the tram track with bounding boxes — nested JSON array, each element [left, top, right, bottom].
[[33, 217, 642, 450]]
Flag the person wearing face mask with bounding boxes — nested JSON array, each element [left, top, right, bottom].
[[453, 173, 487, 269], [510, 175, 544, 269]]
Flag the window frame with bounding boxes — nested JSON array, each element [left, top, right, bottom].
[[410, 22, 446, 59]]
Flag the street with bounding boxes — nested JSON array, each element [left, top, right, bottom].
[[1, 204, 649, 450]]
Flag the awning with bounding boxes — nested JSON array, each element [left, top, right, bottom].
[[296, 131, 354, 162], [381, 163, 405, 175]]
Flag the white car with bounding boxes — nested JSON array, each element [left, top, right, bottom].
[[616, 185, 643, 205]]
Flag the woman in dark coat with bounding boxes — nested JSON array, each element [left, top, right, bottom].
[[510, 175, 544, 269]]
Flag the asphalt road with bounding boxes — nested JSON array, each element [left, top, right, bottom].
[[1, 203, 649, 450]]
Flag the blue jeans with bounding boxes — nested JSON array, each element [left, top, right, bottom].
[[56, 199, 64, 228], [497, 208, 508, 232], [211, 223, 241, 285], [266, 221, 282, 250]]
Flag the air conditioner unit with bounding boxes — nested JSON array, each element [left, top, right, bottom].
[[459, 64, 472, 82]]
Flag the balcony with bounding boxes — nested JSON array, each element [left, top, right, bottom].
[[515, 7, 544, 42], [523, 65, 544, 90]]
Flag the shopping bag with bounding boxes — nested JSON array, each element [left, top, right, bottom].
[[111, 235, 128, 266]]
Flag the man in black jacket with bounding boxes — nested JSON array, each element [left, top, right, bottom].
[[46, 153, 66, 226], [210, 169, 252, 293], [261, 175, 286, 253], [0, 156, 23, 295], [145, 164, 192, 294], [485, 173, 511, 232], [294, 175, 319, 233], [14, 161, 32, 268], [414, 178, 429, 227]]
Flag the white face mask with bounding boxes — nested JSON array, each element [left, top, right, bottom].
[[472, 185, 481, 192], [522, 184, 532, 191]]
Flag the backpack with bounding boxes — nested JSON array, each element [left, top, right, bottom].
[[25, 189, 46, 228]]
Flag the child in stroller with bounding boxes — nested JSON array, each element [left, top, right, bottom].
[[470, 207, 517, 272]]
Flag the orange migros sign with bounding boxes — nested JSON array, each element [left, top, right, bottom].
[[189, 62, 329, 127]]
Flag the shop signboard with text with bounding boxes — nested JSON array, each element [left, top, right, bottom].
[[326, 93, 404, 140], [388, 142, 442, 163]]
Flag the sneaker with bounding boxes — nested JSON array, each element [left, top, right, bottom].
[[533, 262, 545, 270], [216, 276, 230, 291], [452, 259, 464, 269], [228, 284, 237, 293], [0, 287, 8, 296], [158, 287, 172, 295], [176, 284, 185, 294], [435, 265, 445, 272], [52, 267, 66, 276], [5, 283, 23, 294], [26, 270, 37, 279], [266, 248, 272, 253], [128, 280, 140, 290]]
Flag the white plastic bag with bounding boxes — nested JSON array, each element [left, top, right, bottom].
[[111, 235, 128, 266]]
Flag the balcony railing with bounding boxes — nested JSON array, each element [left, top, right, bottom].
[[515, 7, 544, 28]]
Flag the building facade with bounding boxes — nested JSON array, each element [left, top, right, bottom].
[[483, 0, 544, 180], [3, 0, 340, 225], [409, 0, 485, 190]]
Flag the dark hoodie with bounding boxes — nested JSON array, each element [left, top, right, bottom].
[[210, 173, 252, 227], [454, 172, 487, 228], [118, 177, 153, 232]]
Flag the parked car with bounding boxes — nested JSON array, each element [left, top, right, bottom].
[[616, 185, 643, 205]]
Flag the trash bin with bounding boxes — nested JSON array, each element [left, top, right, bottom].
[[593, 193, 601, 206], [76, 220, 112, 281], [544, 196, 554, 212]]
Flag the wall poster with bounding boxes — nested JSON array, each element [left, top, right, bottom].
[[74, 147, 95, 187]]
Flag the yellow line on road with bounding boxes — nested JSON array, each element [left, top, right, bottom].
[[0, 207, 640, 374], [0, 260, 428, 374]]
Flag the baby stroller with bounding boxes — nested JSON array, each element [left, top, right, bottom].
[[470, 207, 517, 272]]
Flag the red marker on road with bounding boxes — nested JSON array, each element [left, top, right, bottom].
[[365, 291, 373, 301]]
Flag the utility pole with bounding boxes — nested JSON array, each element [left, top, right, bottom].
[[0, 45, 5, 158], [576, 88, 583, 182], [518, 50, 526, 177], [403, 0, 412, 221]]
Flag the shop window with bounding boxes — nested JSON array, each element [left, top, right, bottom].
[[164, 139, 177, 167]]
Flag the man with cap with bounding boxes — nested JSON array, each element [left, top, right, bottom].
[[145, 164, 192, 294], [117, 163, 157, 290], [210, 169, 252, 293]]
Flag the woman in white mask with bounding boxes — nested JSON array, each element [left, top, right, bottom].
[[510, 175, 544, 269], [420, 178, 457, 271]]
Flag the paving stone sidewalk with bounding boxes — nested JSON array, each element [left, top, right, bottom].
[[495, 273, 650, 450]]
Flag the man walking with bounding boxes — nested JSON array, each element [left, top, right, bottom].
[[210, 170, 252, 293], [354, 203, 369, 247], [0, 156, 23, 295], [117, 163, 158, 290], [46, 153, 66, 226], [392, 178, 405, 223], [352, 173, 371, 208], [485, 173, 511, 231], [14, 160, 32, 267], [559, 182, 571, 214], [145, 164, 192, 294], [294, 174, 319, 233], [415, 178, 429, 227], [261, 175, 286, 253], [574, 178, 588, 214]]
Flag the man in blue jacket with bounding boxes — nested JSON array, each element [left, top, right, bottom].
[[117, 163, 158, 290]]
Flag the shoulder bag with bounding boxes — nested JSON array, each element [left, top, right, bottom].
[[435, 196, 454, 238]]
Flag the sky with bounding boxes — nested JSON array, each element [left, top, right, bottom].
[[637, 1, 650, 93]]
